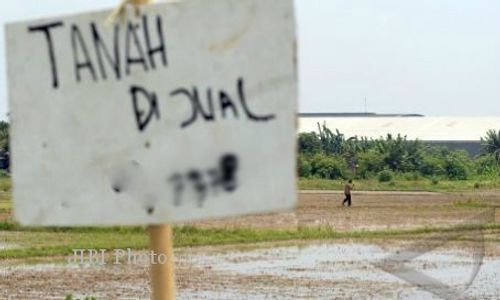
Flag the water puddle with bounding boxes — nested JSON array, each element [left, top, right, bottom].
[[2, 242, 500, 299], [181, 242, 500, 299]]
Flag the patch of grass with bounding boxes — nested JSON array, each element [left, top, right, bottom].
[[0, 200, 11, 210], [0, 177, 11, 192], [0, 221, 146, 233], [298, 178, 500, 192], [0, 230, 149, 259], [453, 198, 490, 208], [1, 222, 500, 259]]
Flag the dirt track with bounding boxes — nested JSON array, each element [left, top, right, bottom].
[[190, 190, 500, 231]]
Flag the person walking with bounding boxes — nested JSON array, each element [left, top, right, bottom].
[[343, 180, 354, 207]]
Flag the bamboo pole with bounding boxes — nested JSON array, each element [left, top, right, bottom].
[[149, 225, 176, 300]]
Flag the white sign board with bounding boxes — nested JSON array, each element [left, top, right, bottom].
[[6, 0, 297, 226]]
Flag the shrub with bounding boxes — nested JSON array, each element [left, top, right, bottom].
[[378, 169, 394, 182], [298, 132, 322, 155], [295, 130, 500, 182], [297, 154, 313, 177], [357, 150, 385, 179], [474, 154, 500, 177], [444, 151, 470, 180], [310, 153, 347, 180], [403, 172, 420, 181], [419, 156, 445, 177]]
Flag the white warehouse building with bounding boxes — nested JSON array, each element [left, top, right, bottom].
[[298, 113, 500, 156]]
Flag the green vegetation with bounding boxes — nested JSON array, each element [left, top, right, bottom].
[[298, 125, 500, 189], [0, 121, 8, 153], [299, 177, 500, 192], [0, 177, 12, 216], [1, 221, 499, 259], [481, 129, 500, 163], [377, 169, 394, 182], [453, 198, 490, 208]]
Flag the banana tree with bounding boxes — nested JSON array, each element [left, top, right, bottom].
[[481, 129, 500, 163]]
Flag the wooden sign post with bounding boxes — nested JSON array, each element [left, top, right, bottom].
[[149, 225, 176, 300], [6, 0, 297, 299]]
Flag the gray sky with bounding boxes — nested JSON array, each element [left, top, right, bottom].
[[1, 0, 499, 119]]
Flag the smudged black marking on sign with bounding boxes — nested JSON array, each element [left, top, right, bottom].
[[220, 154, 238, 192], [146, 206, 155, 215], [112, 185, 122, 194], [187, 170, 207, 207], [110, 160, 143, 195], [169, 173, 184, 207], [169, 154, 239, 208]]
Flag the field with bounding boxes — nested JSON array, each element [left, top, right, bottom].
[[1, 178, 500, 299]]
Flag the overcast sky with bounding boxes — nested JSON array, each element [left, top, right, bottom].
[[1, 0, 499, 119]]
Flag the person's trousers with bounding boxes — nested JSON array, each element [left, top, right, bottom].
[[343, 194, 352, 206]]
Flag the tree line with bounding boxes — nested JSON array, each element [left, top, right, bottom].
[[0, 120, 498, 181], [298, 124, 500, 182]]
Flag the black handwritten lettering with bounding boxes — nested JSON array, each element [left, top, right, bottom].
[[204, 88, 216, 120], [170, 88, 195, 128], [28, 21, 64, 89], [91, 22, 121, 80], [125, 22, 149, 75], [170, 88, 215, 128], [71, 25, 97, 83], [28, 16, 168, 88], [220, 154, 238, 192], [167, 154, 239, 207], [142, 15, 167, 69], [219, 91, 239, 119], [207, 168, 221, 195], [169, 173, 184, 207], [187, 170, 207, 207], [238, 78, 275, 121], [134, 78, 276, 132], [130, 85, 160, 131]]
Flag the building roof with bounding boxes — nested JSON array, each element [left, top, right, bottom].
[[299, 116, 500, 141], [300, 113, 425, 118]]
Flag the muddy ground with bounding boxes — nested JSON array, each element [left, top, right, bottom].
[[1, 239, 500, 300], [191, 191, 500, 231], [1, 191, 500, 299]]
